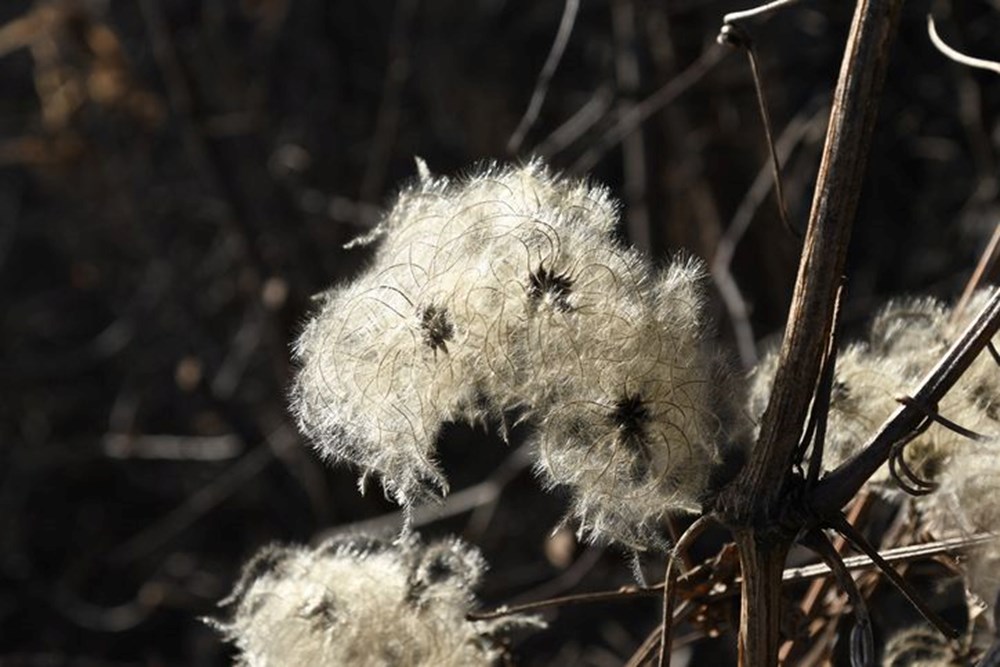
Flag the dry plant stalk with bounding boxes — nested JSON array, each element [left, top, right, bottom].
[[713, 0, 906, 661]]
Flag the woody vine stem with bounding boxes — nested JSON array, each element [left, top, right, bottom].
[[712, 0, 904, 665]]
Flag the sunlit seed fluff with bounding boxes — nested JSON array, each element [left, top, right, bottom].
[[291, 274, 478, 505], [293, 159, 745, 546], [881, 625, 965, 667], [530, 259, 742, 547], [213, 534, 541, 667], [293, 161, 621, 506], [922, 439, 1000, 608], [369, 160, 623, 408]]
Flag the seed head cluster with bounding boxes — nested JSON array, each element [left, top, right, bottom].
[[292, 160, 745, 547], [750, 290, 1000, 619], [212, 534, 540, 667]]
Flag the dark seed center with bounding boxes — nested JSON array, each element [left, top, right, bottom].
[[611, 393, 650, 440], [610, 393, 653, 481], [419, 305, 454, 355], [528, 266, 574, 312]]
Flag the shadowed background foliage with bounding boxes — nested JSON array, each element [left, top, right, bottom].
[[0, 0, 997, 664]]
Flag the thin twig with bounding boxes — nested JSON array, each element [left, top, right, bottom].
[[710, 101, 827, 368], [467, 583, 658, 622], [897, 395, 991, 441], [625, 622, 664, 667], [805, 282, 844, 488], [889, 443, 938, 495], [657, 515, 714, 667], [572, 44, 726, 173], [799, 529, 874, 667], [507, 0, 580, 153], [927, 15, 1000, 76], [107, 443, 276, 563], [469, 532, 995, 625], [827, 512, 959, 639], [533, 85, 615, 158], [612, 0, 651, 251], [723, 0, 802, 25], [782, 532, 997, 582], [989, 341, 1000, 367], [954, 223, 1000, 322], [718, 24, 795, 239], [778, 492, 871, 664]]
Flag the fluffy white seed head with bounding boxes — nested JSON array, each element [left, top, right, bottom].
[[292, 159, 747, 547], [749, 289, 1000, 633], [213, 534, 540, 667], [530, 259, 741, 547]]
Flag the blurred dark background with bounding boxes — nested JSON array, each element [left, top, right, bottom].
[[0, 0, 997, 664]]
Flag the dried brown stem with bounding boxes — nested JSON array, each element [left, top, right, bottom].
[[714, 1, 905, 664], [827, 513, 959, 639], [720, 0, 904, 523], [657, 515, 714, 667], [799, 529, 874, 667]]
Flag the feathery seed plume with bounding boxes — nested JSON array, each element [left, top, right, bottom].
[[292, 159, 746, 547], [212, 533, 540, 667]]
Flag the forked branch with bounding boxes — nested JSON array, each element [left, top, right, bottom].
[[719, 0, 905, 522], [812, 287, 1000, 513], [714, 1, 905, 664]]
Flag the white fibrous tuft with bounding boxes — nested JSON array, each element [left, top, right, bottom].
[[530, 258, 738, 547], [292, 159, 746, 547], [924, 439, 1000, 608], [749, 290, 1000, 486], [212, 534, 541, 667], [881, 625, 965, 667]]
